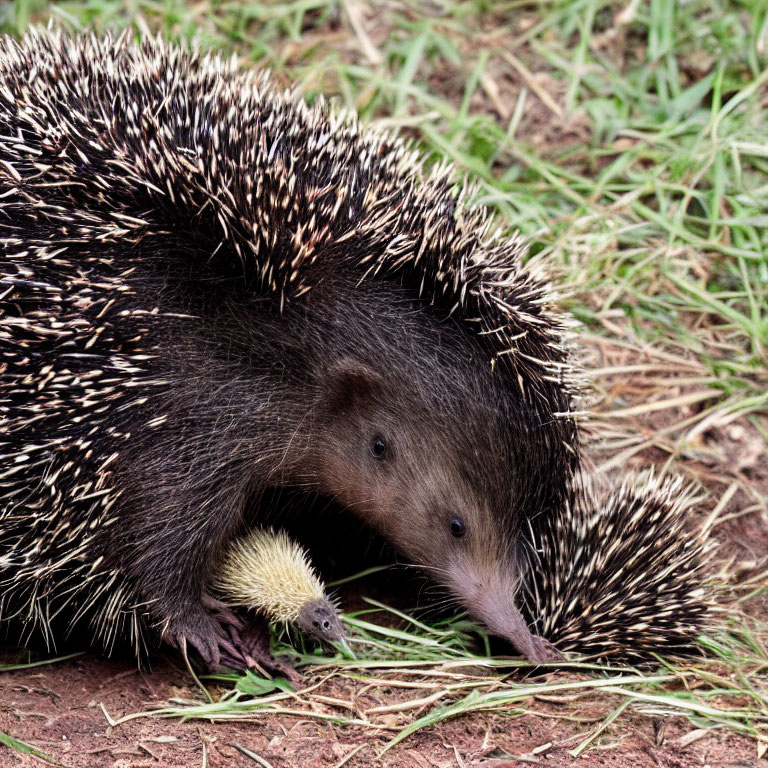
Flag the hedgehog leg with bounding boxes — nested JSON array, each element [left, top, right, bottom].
[[162, 596, 278, 674], [201, 593, 246, 634], [197, 594, 302, 682], [114, 449, 262, 670]]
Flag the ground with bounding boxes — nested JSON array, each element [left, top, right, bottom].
[[1, 1, 767, 766], [0, 652, 761, 767]]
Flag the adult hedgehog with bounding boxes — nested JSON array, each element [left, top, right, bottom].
[[0, 29, 579, 669]]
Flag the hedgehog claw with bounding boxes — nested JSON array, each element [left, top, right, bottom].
[[165, 604, 299, 681], [164, 610, 227, 671], [201, 593, 245, 632], [219, 615, 303, 685]]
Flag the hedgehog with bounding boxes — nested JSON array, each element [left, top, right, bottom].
[[522, 473, 710, 661], [213, 528, 348, 653], [0, 28, 580, 670]]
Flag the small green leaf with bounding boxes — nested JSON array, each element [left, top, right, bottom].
[[235, 671, 294, 696]]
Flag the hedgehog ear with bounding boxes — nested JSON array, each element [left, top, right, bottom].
[[320, 359, 382, 414]]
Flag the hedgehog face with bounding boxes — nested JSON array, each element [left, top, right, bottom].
[[294, 269, 575, 662], [311, 355, 557, 659], [296, 597, 346, 645]]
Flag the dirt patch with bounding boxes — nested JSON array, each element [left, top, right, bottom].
[[0, 652, 759, 768]]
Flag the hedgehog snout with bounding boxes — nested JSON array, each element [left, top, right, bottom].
[[471, 591, 552, 662], [448, 559, 551, 663], [297, 597, 346, 645]]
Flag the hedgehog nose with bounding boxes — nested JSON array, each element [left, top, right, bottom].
[[312, 614, 332, 632]]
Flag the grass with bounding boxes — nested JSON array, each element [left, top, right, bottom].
[[1, 0, 767, 762], [0, 730, 53, 764]]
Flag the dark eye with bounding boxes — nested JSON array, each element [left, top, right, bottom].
[[371, 435, 387, 459], [449, 518, 466, 538]]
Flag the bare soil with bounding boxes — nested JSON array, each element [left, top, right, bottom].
[[0, 650, 761, 768]]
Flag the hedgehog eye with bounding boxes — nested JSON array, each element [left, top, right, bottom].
[[449, 518, 466, 538], [370, 435, 387, 460]]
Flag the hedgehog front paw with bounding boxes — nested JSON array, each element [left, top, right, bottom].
[[164, 604, 301, 683], [201, 592, 246, 631], [201, 593, 298, 678], [163, 605, 246, 671]]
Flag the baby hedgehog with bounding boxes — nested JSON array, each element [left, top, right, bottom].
[[523, 473, 710, 661], [214, 528, 346, 650], [0, 29, 580, 670]]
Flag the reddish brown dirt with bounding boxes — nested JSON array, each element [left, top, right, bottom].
[[0, 652, 760, 768]]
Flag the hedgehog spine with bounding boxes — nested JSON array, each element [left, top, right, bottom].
[[215, 529, 326, 624], [523, 471, 711, 661]]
